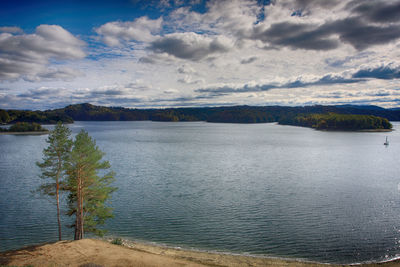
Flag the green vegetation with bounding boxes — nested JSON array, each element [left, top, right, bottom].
[[1, 109, 73, 124], [111, 238, 123, 245], [54, 103, 400, 124], [278, 113, 392, 130], [9, 122, 47, 132], [36, 125, 117, 241], [66, 130, 117, 239], [1, 103, 399, 130], [36, 122, 72, 241], [207, 109, 275, 123], [0, 122, 48, 132], [0, 109, 10, 124]]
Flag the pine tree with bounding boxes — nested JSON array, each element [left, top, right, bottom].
[[66, 129, 116, 240], [36, 122, 72, 241]]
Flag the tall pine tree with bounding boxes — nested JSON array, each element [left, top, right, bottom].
[[66, 130, 116, 239], [36, 122, 72, 241]]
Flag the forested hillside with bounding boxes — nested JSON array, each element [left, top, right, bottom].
[[1, 103, 400, 127]]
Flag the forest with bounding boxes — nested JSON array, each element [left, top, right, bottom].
[[278, 113, 392, 130], [0, 108, 73, 124], [1, 103, 399, 127], [0, 122, 48, 132]]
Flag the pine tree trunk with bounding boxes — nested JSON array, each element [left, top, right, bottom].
[[75, 187, 80, 240], [79, 174, 82, 240], [75, 168, 82, 240], [81, 188, 84, 239], [56, 182, 62, 241], [56, 153, 62, 241]]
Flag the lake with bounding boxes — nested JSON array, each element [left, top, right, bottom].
[[1, 121, 400, 264]]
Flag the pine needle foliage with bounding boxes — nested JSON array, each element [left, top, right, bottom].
[[36, 122, 72, 241], [66, 129, 117, 240]]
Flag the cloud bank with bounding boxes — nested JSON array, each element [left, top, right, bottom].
[[1, 0, 400, 109], [149, 33, 233, 60], [196, 64, 400, 94], [0, 25, 85, 81]]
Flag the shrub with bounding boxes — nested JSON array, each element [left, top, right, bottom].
[[111, 238, 123, 245]]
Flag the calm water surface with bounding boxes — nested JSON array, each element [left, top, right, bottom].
[[1, 121, 400, 264]]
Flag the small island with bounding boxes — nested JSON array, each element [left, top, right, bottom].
[[278, 113, 392, 131], [0, 122, 49, 135]]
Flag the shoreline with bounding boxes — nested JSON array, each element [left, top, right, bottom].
[[104, 237, 400, 266], [2, 238, 400, 267], [318, 128, 393, 132], [0, 131, 49, 135], [102, 237, 326, 265], [277, 123, 393, 132], [357, 128, 393, 132]]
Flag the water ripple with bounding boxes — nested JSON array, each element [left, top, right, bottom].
[[1, 122, 400, 264]]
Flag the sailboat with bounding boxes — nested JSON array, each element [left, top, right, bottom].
[[384, 136, 389, 146]]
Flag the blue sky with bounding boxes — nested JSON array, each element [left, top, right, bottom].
[[0, 0, 188, 34], [0, 0, 400, 110]]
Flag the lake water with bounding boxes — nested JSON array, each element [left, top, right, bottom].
[[1, 121, 400, 264]]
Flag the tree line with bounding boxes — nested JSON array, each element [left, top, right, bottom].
[[2, 103, 400, 125], [0, 122, 48, 132], [278, 113, 392, 130], [0, 109, 73, 124], [36, 122, 116, 241]]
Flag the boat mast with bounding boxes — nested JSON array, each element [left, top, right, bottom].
[[384, 136, 389, 146]]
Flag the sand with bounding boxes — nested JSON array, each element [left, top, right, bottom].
[[1, 239, 400, 267]]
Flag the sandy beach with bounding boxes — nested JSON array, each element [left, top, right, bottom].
[[1, 239, 400, 267]]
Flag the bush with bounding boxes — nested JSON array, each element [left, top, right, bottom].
[[111, 238, 123, 245]]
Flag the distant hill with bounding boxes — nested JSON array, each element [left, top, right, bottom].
[[1, 103, 400, 125], [335, 105, 386, 110]]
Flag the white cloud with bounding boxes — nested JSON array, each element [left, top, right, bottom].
[[149, 32, 234, 60], [167, 0, 260, 37], [95, 16, 163, 46], [177, 64, 196, 74], [177, 75, 204, 84], [36, 67, 84, 82], [0, 25, 86, 81], [0, 26, 23, 34]]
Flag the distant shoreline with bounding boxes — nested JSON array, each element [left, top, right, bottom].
[[314, 128, 393, 132], [357, 128, 393, 132], [0, 131, 49, 135]]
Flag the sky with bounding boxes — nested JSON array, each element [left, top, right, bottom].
[[1, 0, 400, 110]]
